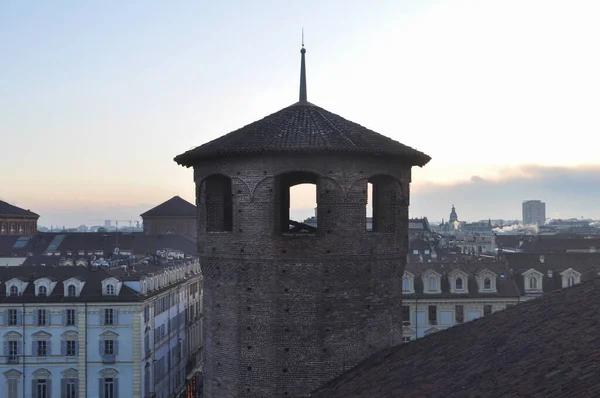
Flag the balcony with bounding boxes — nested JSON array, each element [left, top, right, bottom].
[[102, 354, 116, 364], [5, 356, 18, 364]]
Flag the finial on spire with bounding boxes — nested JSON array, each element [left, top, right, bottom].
[[299, 29, 307, 102]]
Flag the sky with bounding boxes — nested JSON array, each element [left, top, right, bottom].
[[2, 0, 600, 227]]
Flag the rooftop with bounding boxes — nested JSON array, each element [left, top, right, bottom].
[[313, 277, 600, 397], [140, 195, 197, 218], [0, 200, 39, 218]]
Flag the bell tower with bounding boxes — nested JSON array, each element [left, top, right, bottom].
[[175, 45, 430, 397]]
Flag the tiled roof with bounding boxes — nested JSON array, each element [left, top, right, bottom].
[[0, 232, 197, 258], [497, 234, 600, 253], [0, 200, 39, 218], [312, 277, 600, 398], [174, 102, 431, 167], [140, 196, 197, 218]]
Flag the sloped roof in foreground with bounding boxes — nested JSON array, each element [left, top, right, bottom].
[[0, 200, 39, 218], [312, 278, 600, 398]]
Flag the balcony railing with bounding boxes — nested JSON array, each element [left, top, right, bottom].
[[5, 356, 18, 364], [102, 354, 116, 364]]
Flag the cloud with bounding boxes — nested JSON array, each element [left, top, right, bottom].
[[410, 165, 600, 222]]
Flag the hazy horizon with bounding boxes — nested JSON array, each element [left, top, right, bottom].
[[3, 0, 600, 227]]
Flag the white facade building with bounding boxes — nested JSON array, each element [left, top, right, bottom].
[[0, 258, 203, 398]]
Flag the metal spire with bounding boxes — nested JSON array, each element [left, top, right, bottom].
[[299, 28, 307, 102]]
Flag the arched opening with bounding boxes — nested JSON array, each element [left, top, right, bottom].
[[68, 285, 77, 297], [529, 277, 537, 289], [38, 286, 47, 296], [276, 171, 318, 233], [10, 285, 18, 296], [203, 174, 233, 232], [568, 276, 574, 287], [402, 278, 410, 292], [367, 175, 398, 233]]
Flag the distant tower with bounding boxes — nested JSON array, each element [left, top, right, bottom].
[[522, 200, 546, 226], [449, 204, 459, 224], [175, 44, 430, 397]]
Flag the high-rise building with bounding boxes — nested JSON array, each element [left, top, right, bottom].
[[522, 200, 546, 226], [175, 45, 430, 397]]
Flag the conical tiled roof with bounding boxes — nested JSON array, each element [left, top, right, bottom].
[[175, 102, 430, 167]]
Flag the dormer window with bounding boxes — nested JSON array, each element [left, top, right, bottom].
[[402, 279, 410, 292], [484, 278, 491, 290], [523, 269, 543, 293], [428, 277, 437, 291], [38, 286, 47, 296], [560, 268, 581, 289], [456, 278, 464, 290], [9, 286, 18, 296], [68, 285, 77, 297], [402, 271, 415, 294], [106, 284, 115, 295], [476, 269, 497, 293]]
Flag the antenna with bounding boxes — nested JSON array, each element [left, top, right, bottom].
[[302, 27, 304, 48]]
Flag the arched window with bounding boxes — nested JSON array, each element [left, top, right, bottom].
[[68, 285, 77, 297], [202, 174, 233, 232], [529, 277, 537, 289], [428, 277, 437, 291], [9, 285, 18, 296], [276, 171, 318, 234], [106, 284, 115, 295], [568, 276, 574, 287], [38, 286, 47, 296], [402, 279, 410, 292], [484, 278, 491, 290], [456, 278, 463, 290]]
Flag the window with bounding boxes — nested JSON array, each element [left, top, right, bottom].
[[484, 278, 491, 290], [568, 277, 574, 287], [66, 340, 77, 356], [104, 309, 115, 325], [106, 284, 115, 295], [64, 379, 77, 398], [466, 310, 481, 321], [36, 380, 48, 398], [38, 286, 47, 296], [203, 174, 233, 232], [416, 311, 426, 325], [412, 249, 419, 255], [455, 277, 463, 290], [428, 276, 437, 292], [276, 171, 318, 233], [402, 305, 410, 325], [66, 309, 76, 326], [36, 341, 48, 356], [68, 285, 77, 297], [529, 277, 537, 289], [7, 379, 18, 398], [402, 279, 410, 292], [37, 309, 47, 326], [402, 336, 411, 343], [484, 305, 493, 316], [143, 305, 150, 323], [7, 309, 19, 326], [104, 340, 114, 355], [7, 340, 18, 363], [103, 378, 116, 398], [428, 305, 437, 325], [455, 305, 464, 323], [9, 285, 18, 296]]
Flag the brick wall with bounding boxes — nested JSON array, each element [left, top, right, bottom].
[[193, 153, 413, 397], [142, 217, 197, 239]]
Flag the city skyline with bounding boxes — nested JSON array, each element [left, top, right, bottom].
[[3, 0, 600, 226]]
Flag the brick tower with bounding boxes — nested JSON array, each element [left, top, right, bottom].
[[175, 45, 430, 397]]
